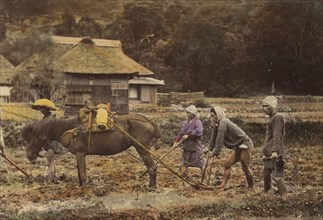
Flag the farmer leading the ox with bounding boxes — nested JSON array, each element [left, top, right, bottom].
[[31, 99, 68, 183], [175, 105, 205, 178], [207, 106, 254, 189], [262, 96, 287, 194]]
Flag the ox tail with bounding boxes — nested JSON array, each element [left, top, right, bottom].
[[152, 121, 162, 150], [152, 121, 161, 139]]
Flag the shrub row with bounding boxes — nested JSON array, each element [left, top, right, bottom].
[[1, 117, 322, 149], [155, 116, 323, 148]]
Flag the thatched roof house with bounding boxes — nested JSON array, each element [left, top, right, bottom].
[[15, 36, 164, 113], [0, 54, 15, 102], [53, 37, 135, 114], [53, 37, 163, 114]]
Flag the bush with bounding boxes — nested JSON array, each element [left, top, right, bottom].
[[155, 116, 323, 148], [1, 121, 26, 148]]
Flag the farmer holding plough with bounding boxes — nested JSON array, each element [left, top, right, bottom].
[[175, 105, 206, 178], [206, 106, 254, 190]]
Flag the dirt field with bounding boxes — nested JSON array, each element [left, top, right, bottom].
[[0, 143, 322, 219], [0, 97, 322, 219]]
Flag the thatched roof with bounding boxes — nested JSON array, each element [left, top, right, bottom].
[[0, 54, 14, 69], [15, 36, 154, 78], [15, 45, 67, 73], [0, 54, 15, 85], [51, 36, 153, 76], [53, 37, 152, 75]]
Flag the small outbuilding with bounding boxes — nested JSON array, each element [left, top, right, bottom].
[[0, 54, 15, 103]]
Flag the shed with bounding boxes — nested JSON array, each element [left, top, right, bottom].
[[0, 54, 15, 103]]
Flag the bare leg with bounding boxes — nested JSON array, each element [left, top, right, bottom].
[[218, 151, 237, 188], [180, 165, 188, 177], [46, 149, 56, 183], [200, 167, 205, 176], [240, 149, 253, 188], [76, 152, 87, 187]]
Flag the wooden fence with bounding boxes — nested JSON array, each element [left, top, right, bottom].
[[157, 92, 204, 106]]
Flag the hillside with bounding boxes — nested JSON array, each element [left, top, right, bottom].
[[0, 0, 322, 96]]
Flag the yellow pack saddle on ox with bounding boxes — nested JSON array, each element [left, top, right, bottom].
[[79, 102, 114, 132], [60, 102, 114, 147]]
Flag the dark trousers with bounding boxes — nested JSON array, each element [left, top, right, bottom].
[[263, 158, 287, 194], [263, 167, 273, 192]]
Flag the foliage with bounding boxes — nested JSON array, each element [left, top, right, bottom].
[[9, 73, 34, 102], [155, 115, 323, 147], [0, 30, 66, 100], [0, 29, 52, 65], [244, 1, 323, 95], [1, 121, 25, 148], [0, 0, 322, 96], [0, 0, 51, 17]]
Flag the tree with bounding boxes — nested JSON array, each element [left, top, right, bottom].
[[0, 29, 66, 101], [245, 1, 323, 95], [161, 3, 241, 96], [108, 0, 171, 60], [0, 29, 52, 65]]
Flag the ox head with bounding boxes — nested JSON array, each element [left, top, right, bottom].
[[21, 123, 44, 164]]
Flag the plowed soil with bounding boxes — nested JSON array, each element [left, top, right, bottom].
[[0, 143, 322, 219]]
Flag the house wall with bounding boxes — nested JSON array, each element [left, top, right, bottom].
[[129, 85, 158, 105], [64, 74, 130, 115], [149, 86, 157, 105], [140, 86, 150, 102], [129, 85, 139, 100], [0, 86, 11, 103], [157, 92, 205, 106]]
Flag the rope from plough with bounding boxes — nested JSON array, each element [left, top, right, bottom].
[[124, 150, 143, 163], [113, 122, 213, 190]]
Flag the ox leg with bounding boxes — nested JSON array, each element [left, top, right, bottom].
[[76, 153, 87, 186], [46, 149, 56, 183], [136, 148, 157, 189]]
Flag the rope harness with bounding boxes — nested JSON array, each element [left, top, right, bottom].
[[113, 122, 213, 190], [58, 119, 212, 189], [60, 127, 80, 146]]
